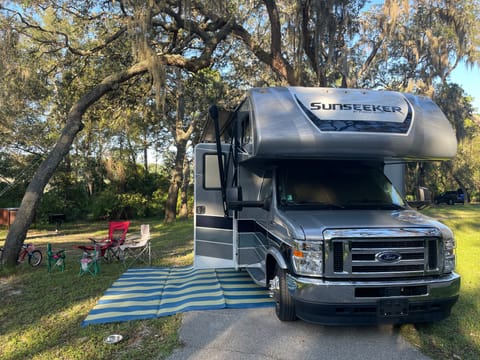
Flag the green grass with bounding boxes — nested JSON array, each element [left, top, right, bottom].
[[0, 219, 193, 360], [400, 204, 480, 360], [1, 207, 479, 359]]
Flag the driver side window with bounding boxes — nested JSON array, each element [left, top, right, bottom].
[[259, 170, 273, 201]]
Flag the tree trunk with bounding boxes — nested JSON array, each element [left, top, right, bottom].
[[1, 62, 148, 267], [179, 156, 190, 219], [163, 69, 195, 223], [164, 141, 187, 223], [143, 145, 149, 173]]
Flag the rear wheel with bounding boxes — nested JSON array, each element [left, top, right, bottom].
[[270, 265, 296, 321], [29, 250, 42, 267]]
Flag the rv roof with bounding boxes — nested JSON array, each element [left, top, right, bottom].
[[240, 87, 456, 161]]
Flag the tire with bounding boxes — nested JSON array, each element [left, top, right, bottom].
[[29, 250, 42, 267], [270, 265, 297, 321], [448, 199, 454, 205]]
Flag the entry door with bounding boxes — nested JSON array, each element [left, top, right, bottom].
[[194, 144, 234, 269]]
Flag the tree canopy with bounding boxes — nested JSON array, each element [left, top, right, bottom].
[[0, 0, 479, 266]]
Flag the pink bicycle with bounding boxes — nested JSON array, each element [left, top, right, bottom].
[[0, 243, 43, 267]]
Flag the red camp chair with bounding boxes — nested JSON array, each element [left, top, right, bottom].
[[77, 221, 130, 263]]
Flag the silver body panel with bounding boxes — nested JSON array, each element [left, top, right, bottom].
[[246, 87, 456, 160], [287, 272, 460, 304], [241, 207, 455, 281], [194, 144, 235, 269], [194, 87, 459, 324]]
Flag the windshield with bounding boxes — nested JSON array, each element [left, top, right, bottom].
[[277, 161, 406, 210]]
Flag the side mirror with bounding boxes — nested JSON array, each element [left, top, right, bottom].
[[263, 197, 272, 211], [226, 187, 268, 211], [227, 187, 243, 211], [407, 186, 432, 210], [416, 186, 431, 202]]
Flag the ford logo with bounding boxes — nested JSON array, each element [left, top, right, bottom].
[[376, 251, 402, 263]]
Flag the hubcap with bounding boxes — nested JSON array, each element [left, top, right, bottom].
[[269, 275, 280, 300]]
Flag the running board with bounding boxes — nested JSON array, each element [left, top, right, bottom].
[[246, 266, 267, 287]]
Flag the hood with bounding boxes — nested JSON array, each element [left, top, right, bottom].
[[281, 209, 446, 241]]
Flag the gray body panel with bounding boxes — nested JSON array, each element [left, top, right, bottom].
[[194, 144, 235, 269], [246, 87, 456, 160], [272, 209, 448, 241], [193, 87, 459, 324]]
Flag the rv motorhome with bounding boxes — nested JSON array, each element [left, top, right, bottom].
[[194, 87, 460, 325]]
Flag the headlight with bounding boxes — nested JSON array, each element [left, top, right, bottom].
[[443, 236, 456, 273], [292, 240, 323, 277]]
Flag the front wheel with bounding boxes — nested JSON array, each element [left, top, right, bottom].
[[270, 265, 296, 321], [29, 250, 42, 267]]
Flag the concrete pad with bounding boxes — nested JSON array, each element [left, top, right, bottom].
[[167, 307, 430, 360]]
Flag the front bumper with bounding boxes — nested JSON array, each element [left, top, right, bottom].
[[287, 272, 460, 325]]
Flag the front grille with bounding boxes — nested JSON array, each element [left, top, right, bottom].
[[324, 228, 442, 279], [355, 285, 428, 297], [352, 265, 424, 273], [333, 242, 344, 272]]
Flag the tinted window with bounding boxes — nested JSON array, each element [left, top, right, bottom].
[[259, 170, 273, 200], [277, 161, 405, 210], [204, 154, 224, 189]]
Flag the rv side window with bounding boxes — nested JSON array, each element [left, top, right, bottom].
[[238, 100, 252, 146], [241, 117, 251, 145], [204, 153, 225, 190]]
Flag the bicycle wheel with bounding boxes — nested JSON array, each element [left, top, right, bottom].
[[29, 250, 43, 267]]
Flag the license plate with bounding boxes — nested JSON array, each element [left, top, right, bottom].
[[378, 299, 409, 317]]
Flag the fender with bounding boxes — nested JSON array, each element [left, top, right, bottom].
[[267, 247, 288, 269]]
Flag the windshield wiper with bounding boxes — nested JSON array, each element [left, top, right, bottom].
[[281, 200, 345, 209], [343, 200, 404, 210]]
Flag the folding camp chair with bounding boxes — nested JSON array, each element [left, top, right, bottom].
[[47, 243, 66, 272], [77, 221, 130, 263], [120, 224, 151, 268], [79, 246, 100, 276]]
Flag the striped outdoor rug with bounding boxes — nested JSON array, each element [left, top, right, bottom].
[[82, 267, 274, 326]]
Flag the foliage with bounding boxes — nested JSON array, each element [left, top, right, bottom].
[[356, 0, 480, 94], [0, 153, 42, 208], [37, 183, 89, 222], [90, 189, 121, 220], [405, 82, 480, 198], [434, 83, 477, 141], [0, 0, 479, 265], [90, 190, 163, 221], [433, 85, 479, 197], [86, 166, 170, 220]]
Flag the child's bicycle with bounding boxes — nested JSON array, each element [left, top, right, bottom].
[[0, 243, 43, 267]]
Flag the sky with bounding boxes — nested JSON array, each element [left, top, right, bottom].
[[450, 63, 480, 114]]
